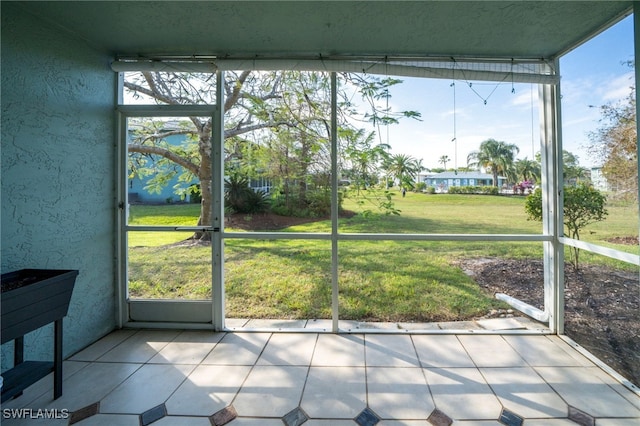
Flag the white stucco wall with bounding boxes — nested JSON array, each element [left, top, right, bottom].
[[1, 4, 117, 368]]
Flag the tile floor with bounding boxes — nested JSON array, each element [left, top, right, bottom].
[[2, 328, 639, 426]]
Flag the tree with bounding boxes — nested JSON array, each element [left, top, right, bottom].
[[467, 138, 519, 187], [384, 153, 423, 190], [125, 70, 419, 238], [562, 150, 587, 186], [439, 155, 450, 170], [514, 157, 541, 183], [342, 128, 390, 192], [588, 76, 637, 202], [525, 184, 608, 270]]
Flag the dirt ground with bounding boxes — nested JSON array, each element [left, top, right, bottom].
[[227, 212, 639, 386]]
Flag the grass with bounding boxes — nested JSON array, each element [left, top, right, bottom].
[[127, 192, 638, 321]]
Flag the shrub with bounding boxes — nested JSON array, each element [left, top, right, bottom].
[[224, 174, 270, 214], [525, 184, 608, 269]]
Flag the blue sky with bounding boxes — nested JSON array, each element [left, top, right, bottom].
[[380, 14, 635, 171]]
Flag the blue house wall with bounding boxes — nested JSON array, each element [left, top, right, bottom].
[[1, 5, 117, 368], [423, 171, 505, 191], [128, 134, 199, 204]]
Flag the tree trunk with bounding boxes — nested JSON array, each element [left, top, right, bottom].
[[193, 128, 213, 241]]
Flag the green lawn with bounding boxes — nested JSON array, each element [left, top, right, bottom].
[[127, 192, 638, 321]]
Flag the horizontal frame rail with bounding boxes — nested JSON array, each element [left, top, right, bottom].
[[117, 104, 217, 117], [223, 232, 551, 242], [559, 237, 639, 266]]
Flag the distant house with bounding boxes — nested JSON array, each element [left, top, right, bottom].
[[423, 171, 506, 192], [590, 167, 609, 191]]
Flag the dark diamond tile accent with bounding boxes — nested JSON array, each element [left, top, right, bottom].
[[568, 406, 595, 426], [499, 408, 523, 426], [210, 405, 237, 426], [427, 408, 453, 426], [355, 407, 380, 426], [283, 406, 308, 426], [69, 401, 99, 425], [140, 403, 167, 426]]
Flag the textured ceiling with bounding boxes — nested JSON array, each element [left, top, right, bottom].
[[10, 1, 634, 60]]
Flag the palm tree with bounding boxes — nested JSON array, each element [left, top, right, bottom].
[[514, 157, 541, 183], [467, 138, 519, 187], [439, 155, 450, 170], [385, 153, 423, 190]]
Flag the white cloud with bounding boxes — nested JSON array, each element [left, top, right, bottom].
[[600, 72, 634, 102]]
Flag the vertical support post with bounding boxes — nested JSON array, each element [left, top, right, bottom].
[[331, 72, 340, 333], [212, 70, 225, 330], [53, 319, 63, 399], [539, 59, 564, 334], [116, 103, 128, 328], [634, 6, 640, 285]]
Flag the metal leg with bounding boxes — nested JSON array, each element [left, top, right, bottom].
[[12, 337, 24, 398], [53, 319, 63, 399]]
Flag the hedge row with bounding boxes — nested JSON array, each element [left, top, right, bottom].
[[446, 186, 500, 195]]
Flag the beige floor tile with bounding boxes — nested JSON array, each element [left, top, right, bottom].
[[99, 363, 195, 414], [311, 334, 365, 366], [596, 419, 640, 425], [411, 335, 475, 368], [29, 362, 142, 412], [378, 421, 430, 426], [503, 335, 586, 366], [69, 329, 137, 361], [301, 366, 367, 419], [587, 366, 640, 410], [365, 335, 419, 367], [366, 367, 434, 419], [152, 416, 212, 426], [480, 367, 567, 418], [535, 366, 640, 418], [148, 331, 224, 364], [0, 415, 69, 426], [165, 365, 252, 416], [96, 329, 180, 363], [201, 332, 270, 365], [74, 414, 140, 425], [233, 366, 308, 417], [423, 367, 503, 420], [458, 335, 527, 367], [257, 333, 318, 366], [546, 335, 595, 366], [231, 419, 285, 426]]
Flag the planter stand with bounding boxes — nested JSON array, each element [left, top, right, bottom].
[[1, 269, 78, 402]]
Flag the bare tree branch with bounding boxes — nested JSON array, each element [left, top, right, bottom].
[[128, 144, 199, 175], [225, 70, 252, 111]]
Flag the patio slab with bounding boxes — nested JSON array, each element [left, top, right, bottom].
[[1, 329, 638, 425]]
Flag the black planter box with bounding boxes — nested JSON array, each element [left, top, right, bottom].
[[1, 269, 78, 402], [1, 269, 78, 344]]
